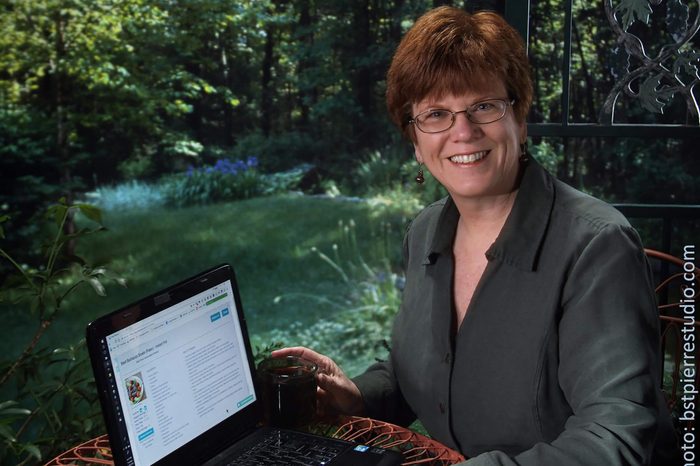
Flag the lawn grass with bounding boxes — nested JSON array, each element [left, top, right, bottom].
[[2, 193, 409, 377]]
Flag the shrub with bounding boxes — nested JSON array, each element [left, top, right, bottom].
[[351, 147, 447, 215], [85, 180, 166, 211], [529, 139, 561, 175], [0, 200, 124, 465], [231, 131, 322, 172], [260, 164, 314, 195], [161, 156, 263, 207], [263, 219, 403, 376], [354, 150, 408, 194]]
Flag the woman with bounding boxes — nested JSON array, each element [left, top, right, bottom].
[[275, 6, 679, 465]]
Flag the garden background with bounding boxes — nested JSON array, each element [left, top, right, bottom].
[[1, 0, 698, 464]]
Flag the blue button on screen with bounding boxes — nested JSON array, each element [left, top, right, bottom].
[[138, 427, 155, 441]]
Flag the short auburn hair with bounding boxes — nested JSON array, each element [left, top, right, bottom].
[[386, 6, 533, 141]]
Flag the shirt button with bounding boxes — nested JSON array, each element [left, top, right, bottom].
[[439, 402, 446, 414], [444, 353, 450, 363]]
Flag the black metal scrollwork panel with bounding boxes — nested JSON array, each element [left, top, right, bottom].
[[603, 0, 700, 125]]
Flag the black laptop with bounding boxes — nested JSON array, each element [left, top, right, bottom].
[[86, 264, 404, 466]]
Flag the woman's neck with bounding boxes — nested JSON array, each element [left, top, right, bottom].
[[452, 189, 518, 239]]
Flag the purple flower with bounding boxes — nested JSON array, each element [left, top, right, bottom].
[[233, 160, 246, 172], [214, 159, 235, 174], [187, 157, 258, 178]]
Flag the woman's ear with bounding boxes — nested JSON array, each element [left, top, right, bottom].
[[519, 121, 528, 144], [413, 145, 423, 165]]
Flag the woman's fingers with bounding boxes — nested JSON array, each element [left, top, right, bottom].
[[271, 346, 340, 376], [269, 347, 365, 416], [272, 346, 328, 368], [271, 346, 317, 360], [317, 372, 364, 416]]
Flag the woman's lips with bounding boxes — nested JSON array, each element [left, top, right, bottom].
[[448, 150, 489, 164]]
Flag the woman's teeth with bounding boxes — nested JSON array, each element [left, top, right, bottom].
[[449, 151, 488, 164]]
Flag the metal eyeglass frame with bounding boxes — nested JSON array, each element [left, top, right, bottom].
[[409, 98, 515, 134]]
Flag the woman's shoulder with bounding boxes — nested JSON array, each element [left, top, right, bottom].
[[416, 197, 450, 219], [407, 197, 451, 233], [551, 177, 632, 233]]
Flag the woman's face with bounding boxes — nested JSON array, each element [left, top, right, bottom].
[[411, 81, 526, 203]]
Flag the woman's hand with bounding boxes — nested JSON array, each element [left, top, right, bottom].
[[271, 346, 365, 418]]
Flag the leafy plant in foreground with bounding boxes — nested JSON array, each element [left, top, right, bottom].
[[0, 199, 125, 465]]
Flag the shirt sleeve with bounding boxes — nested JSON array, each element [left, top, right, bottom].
[[352, 359, 416, 426], [463, 223, 668, 465]]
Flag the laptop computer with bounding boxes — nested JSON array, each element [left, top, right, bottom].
[[86, 264, 404, 466]]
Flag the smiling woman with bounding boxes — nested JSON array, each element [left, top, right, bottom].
[[273, 6, 682, 466], [408, 86, 524, 215]]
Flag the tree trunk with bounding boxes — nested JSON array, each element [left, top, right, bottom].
[[572, 20, 597, 122], [389, 0, 405, 45], [54, 9, 76, 255], [261, 15, 275, 137], [297, 0, 316, 131], [352, 0, 372, 139], [220, 30, 235, 146]]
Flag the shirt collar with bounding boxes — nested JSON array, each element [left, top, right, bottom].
[[423, 159, 555, 271]]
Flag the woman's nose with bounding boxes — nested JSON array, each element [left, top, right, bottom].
[[451, 111, 481, 139]]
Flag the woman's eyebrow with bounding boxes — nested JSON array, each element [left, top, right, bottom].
[[415, 95, 501, 112]]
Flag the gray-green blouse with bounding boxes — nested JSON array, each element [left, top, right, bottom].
[[353, 159, 679, 465]]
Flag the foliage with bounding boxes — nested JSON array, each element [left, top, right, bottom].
[[349, 145, 447, 218], [161, 157, 263, 207], [529, 139, 562, 176], [230, 131, 325, 173], [353, 150, 410, 194], [86, 181, 166, 212], [87, 163, 314, 211], [0, 200, 124, 465], [1, 0, 698, 255], [261, 164, 316, 195], [160, 157, 319, 207], [0, 0, 444, 247], [0, 195, 406, 356], [253, 341, 284, 366], [0, 341, 102, 466], [0, 109, 61, 266], [268, 219, 403, 376]]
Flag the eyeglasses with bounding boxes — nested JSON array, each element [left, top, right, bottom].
[[409, 99, 515, 134]]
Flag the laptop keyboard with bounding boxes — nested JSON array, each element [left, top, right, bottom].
[[229, 429, 345, 466]]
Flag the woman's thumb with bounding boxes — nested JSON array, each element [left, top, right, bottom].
[[317, 372, 335, 390]]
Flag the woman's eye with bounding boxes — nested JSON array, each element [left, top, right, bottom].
[[426, 110, 449, 120], [474, 102, 496, 112]]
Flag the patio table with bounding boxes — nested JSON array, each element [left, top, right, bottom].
[[44, 415, 466, 465]]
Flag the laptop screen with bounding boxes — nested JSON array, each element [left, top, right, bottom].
[[96, 277, 257, 465]]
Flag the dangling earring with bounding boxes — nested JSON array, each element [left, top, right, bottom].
[[519, 143, 530, 163], [415, 164, 425, 184]]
